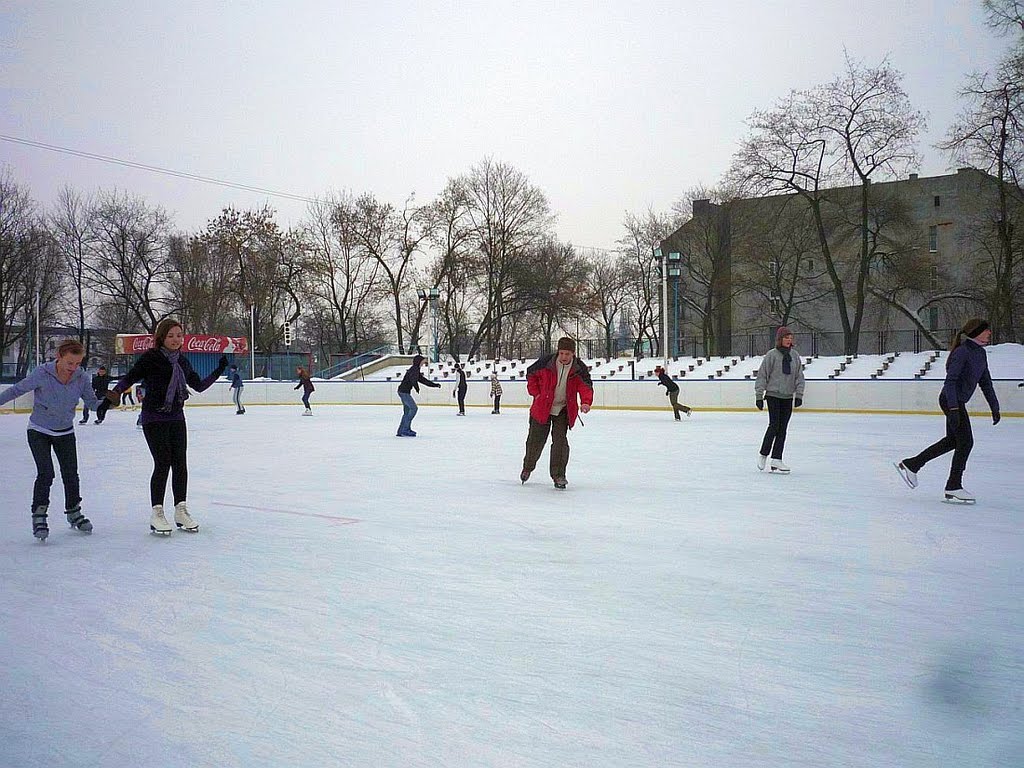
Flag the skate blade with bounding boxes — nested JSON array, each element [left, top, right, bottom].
[[943, 496, 976, 504], [150, 527, 172, 536], [176, 524, 200, 532], [769, 468, 791, 474], [893, 462, 917, 488]]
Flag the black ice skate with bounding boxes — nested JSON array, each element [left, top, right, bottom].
[[553, 477, 568, 490], [32, 505, 49, 542], [65, 505, 93, 533], [520, 469, 531, 484]]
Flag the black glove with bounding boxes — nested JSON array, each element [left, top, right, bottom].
[[218, 355, 229, 370], [756, 398, 764, 411], [946, 408, 960, 431], [794, 397, 803, 408], [992, 410, 1001, 425]]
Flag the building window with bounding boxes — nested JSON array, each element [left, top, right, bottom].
[[928, 307, 939, 331], [805, 258, 814, 272], [934, 195, 941, 207], [768, 259, 779, 277], [769, 295, 782, 314], [928, 226, 938, 253], [930, 265, 939, 291]]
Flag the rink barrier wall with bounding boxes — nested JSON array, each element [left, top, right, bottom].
[[3, 380, 1021, 416]]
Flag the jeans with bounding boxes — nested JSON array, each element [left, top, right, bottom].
[[904, 393, 974, 490], [398, 392, 418, 433], [523, 410, 570, 479], [457, 387, 467, 414], [27, 430, 80, 510], [233, 387, 244, 411], [142, 421, 188, 506], [301, 392, 311, 410], [759, 396, 794, 460], [493, 395, 501, 413]]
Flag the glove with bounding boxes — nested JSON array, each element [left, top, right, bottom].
[[946, 408, 960, 431], [794, 397, 803, 408], [756, 398, 764, 411], [218, 355, 229, 370], [105, 390, 121, 405], [992, 410, 1001, 425]]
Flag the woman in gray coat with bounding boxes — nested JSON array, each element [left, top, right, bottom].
[[754, 326, 805, 473]]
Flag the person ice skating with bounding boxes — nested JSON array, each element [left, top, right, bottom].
[[295, 367, 314, 415], [85, 365, 114, 424], [894, 318, 1000, 503], [520, 337, 594, 489], [454, 362, 468, 415], [490, 372, 503, 414], [120, 386, 135, 408], [108, 318, 228, 535], [397, 354, 440, 436], [754, 326, 805, 473], [135, 382, 146, 428], [229, 364, 245, 414], [654, 365, 692, 420], [0, 339, 102, 540]]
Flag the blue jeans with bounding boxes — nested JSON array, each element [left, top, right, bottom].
[[398, 392, 418, 433]]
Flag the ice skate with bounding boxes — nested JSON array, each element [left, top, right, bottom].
[[894, 461, 918, 489], [770, 459, 790, 473], [943, 488, 976, 504], [520, 469, 531, 484], [65, 504, 93, 533], [757, 453, 768, 471], [150, 505, 172, 536], [553, 477, 568, 490], [685, 407, 693, 418], [174, 501, 199, 532], [32, 505, 49, 542], [303, 408, 312, 416]]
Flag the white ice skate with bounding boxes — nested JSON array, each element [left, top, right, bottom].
[[150, 505, 172, 536], [770, 459, 791, 474], [893, 461, 918, 489], [943, 488, 976, 504], [757, 453, 768, 471], [303, 408, 312, 416], [174, 501, 199, 532]]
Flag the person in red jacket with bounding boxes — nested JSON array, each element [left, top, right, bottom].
[[520, 337, 594, 489]]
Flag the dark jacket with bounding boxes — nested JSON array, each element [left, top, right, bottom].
[[942, 338, 999, 413], [114, 349, 227, 423], [526, 353, 594, 428], [294, 375, 315, 394], [398, 355, 441, 394], [91, 373, 113, 397], [656, 371, 679, 395], [230, 371, 244, 389], [456, 368, 467, 393]]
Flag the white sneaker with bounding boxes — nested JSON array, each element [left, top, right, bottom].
[[150, 505, 172, 535], [894, 461, 918, 489], [174, 501, 199, 532], [757, 453, 768, 471], [770, 459, 791, 473], [944, 488, 976, 503]]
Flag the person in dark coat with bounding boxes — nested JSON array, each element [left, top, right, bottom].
[[521, 337, 594, 489], [654, 365, 692, 420], [83, 365, 114, 424], [397, 354, 440, 436], [295, 367, 315, 415], [895, 318, 1000, 503], [453, 362, 468, 415], [109, 318, 228, 534], [229, 364, 245, 414]]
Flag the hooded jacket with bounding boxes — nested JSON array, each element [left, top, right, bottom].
[[526, 353, 594, 428], [398, 355, 441, 394], [942, 338, 999, 412], [0, 362, 101, 433]]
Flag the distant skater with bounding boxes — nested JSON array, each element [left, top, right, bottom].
[[109, 318, 228, 535], [397, 354, 440, 436], [490, 372, 503, 414], [82, 364, 113, 424], [0, 339, 102, 540], [229, 364, 245, 414], [295, 367, 314, 415], [895, 318, 1000, 503], [754, 326, 805, 473], [520, 337, 594, 489], [454, 362, 468, 415], [654, 365, 692, 420]]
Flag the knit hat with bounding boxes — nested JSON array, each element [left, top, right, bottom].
[[964, 319, 990, 339], [776, 326, 793, 344], [556, 337, 576, 353]]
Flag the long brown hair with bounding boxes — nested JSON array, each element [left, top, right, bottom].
[[947, 317, 989, 368], [56, 339, 85, 358], [153, 318, 183, 348], [296, 367, 307, 378]]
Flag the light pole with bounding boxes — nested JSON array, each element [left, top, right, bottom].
[[654, 248, 668, 365], [668, 252, 681, 356], [417, 287, 440, 362]]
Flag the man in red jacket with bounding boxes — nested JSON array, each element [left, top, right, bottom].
[[520, 337, 594, 489]]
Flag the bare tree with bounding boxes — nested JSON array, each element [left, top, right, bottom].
[[581, 248, 631, 358], [48, 187, 95, 345], [617, 208, 679, 357]]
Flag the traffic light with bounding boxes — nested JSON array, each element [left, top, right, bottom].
[[283, 321, 293, 347]]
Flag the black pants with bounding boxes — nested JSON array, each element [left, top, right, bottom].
[[27, 430, 80, 510], [904, 393, 973, 490], [301, 392, 311, 409], [121, 390, 135, 406], [142, 421, 188, 506], [760, 396, 794, 460], [457, 387, 467, 414], [493, 395, 501, 413], [523, 410, 570, 479]]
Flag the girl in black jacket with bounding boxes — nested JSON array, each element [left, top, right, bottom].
[[111, 318, 227, 535]]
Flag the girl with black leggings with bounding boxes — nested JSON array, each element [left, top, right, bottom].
[[754, 326, 806, 473]]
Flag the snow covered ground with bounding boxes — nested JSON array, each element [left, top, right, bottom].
[[1, 405, 1022, 768]]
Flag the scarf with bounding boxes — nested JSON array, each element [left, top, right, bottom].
[[780, 347, 792, 375], [161, 348, 189, 412]]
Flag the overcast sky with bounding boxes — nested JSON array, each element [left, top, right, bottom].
[[0, 1, 1006, 250]]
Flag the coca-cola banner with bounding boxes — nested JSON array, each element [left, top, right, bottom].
[[115, 334, 249, 355]]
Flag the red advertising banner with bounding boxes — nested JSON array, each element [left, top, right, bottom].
[[115, 334, 249, 355]]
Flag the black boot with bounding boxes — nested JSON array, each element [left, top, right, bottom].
[[32, 505, 49, 541], [65, 504, 93, 533]]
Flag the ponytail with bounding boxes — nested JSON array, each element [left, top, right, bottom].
[[946, 317, 989, 369]]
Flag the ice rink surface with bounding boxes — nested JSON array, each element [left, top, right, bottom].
[[1, 403, 1022, 767]]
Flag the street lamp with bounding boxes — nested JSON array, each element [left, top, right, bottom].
[[417, 287, 440, 362], [654, 249, 683, 362]]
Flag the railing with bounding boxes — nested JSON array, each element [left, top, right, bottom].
[[313, 346, 398, 379]]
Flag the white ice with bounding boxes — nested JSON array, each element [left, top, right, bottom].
[[1, 404, 1022, 767]]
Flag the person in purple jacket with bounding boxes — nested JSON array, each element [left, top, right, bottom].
[[895, 318, 1001, 503], [108, 318, 228, 535], [0, 339, 101, 540]]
